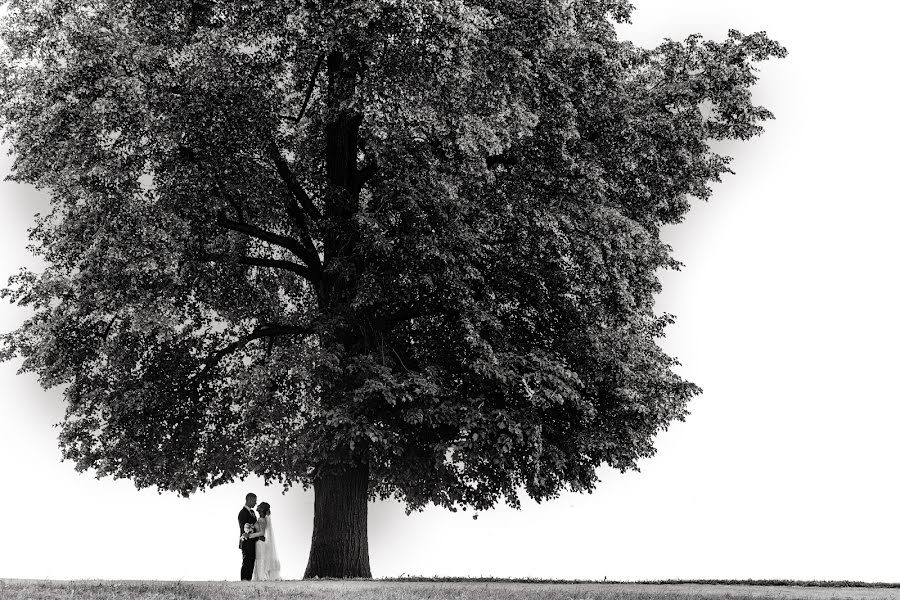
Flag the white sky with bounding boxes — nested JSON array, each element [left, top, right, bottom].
[[2, 0, 899, 583]]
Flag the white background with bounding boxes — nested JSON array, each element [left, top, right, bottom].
[[2, 0, 899, 582]]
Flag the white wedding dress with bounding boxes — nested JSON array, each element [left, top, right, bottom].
[[252, 516, 282, 581]]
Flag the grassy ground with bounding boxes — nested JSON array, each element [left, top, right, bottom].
[[3, 580, 900, 600]]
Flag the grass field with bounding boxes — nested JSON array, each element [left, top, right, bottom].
[[3, 580, 900, 600]]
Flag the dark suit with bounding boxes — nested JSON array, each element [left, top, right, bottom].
[[238, 506, 258, 580]]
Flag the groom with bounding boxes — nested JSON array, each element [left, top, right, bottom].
[[238, 492, 258, 581]]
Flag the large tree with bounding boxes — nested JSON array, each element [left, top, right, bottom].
[[0, 0, 784, 578]]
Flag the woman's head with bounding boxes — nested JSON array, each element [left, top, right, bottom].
[[257, 502, 271, 517]]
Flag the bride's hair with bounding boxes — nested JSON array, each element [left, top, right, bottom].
[[257, 502, 271, 517]]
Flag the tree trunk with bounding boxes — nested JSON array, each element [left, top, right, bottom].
[[303, 463, 372, 578], [304, 49, 371, 580]]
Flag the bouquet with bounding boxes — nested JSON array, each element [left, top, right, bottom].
[[240, 522, 255, 543]]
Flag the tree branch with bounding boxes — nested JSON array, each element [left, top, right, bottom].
[[216, 212, 321, 274], [200, 251, 317, 283], [352, 159, 379, 193], [297, 51, 327, 123], [267, 143, 323, 221], [238, 256, 315, 280], [283, 194, 323, 273], [374, 303, 445, 332], [226, 195, 247, 223], [486, 153, 518, 169], [197, 323, 317, 378], [99, 314, 120, 341], [187, 0, 214, 35]]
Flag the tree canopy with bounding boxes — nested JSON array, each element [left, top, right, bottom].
[[0, 0, 785, 517]]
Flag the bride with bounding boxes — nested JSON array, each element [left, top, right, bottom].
[[252, 502, 282, 581]]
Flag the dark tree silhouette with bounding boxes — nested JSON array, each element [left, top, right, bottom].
[[0, 0, 784, 578]]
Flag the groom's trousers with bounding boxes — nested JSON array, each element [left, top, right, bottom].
[[240, 539, 257, 581]]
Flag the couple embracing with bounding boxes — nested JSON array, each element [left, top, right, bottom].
[[238, 492, 282, 581]]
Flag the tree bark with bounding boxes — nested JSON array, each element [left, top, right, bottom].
[[303, 462, 372, 579]]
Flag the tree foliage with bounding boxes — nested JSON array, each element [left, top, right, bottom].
[[0, 0, 785, 513]]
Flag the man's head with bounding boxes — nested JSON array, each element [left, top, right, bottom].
[[245, 493, 257, 508]]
